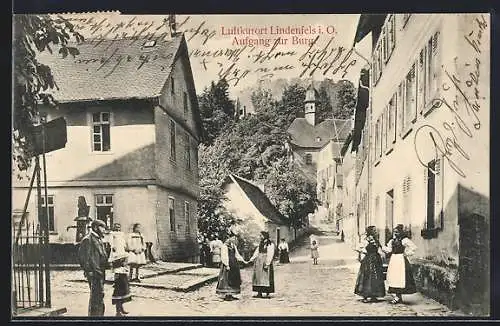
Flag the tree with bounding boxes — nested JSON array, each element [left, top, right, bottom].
[[316, 85, 334, 124], [198, 79, 236, 145], [335, 80, 357, 119], [265, 158, 319, 235], [13, 14, 83, 174], [250, 87, 275, 113]]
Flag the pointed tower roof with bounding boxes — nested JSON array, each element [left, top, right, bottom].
[[305, 81, 319, 103]]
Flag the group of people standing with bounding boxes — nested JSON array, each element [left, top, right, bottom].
[[78, 220, 149, 316], [354, 224, 417, 304], [215, 230, 280, 301]]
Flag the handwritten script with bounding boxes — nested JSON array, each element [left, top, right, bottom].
[[61, 14, 364, 86], [414, 14, 487, 179]]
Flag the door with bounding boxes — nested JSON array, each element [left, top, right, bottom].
[[385, 189, 394, 244]]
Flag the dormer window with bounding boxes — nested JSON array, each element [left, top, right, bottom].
[[143, 40, 157, 48]]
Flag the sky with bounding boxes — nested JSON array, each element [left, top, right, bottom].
[[55, 13, 373, 98]]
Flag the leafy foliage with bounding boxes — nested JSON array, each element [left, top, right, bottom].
[[197, 81, 319, 241], [198, 79, 235, 145], [335, 80, 357, 119], [13, 14, 83, 174]]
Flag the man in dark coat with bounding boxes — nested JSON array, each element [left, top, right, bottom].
[[78, 219, 108, 316]]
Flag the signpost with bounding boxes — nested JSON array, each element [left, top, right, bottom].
[[17, 116, 67, 309]]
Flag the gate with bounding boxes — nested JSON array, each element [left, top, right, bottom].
[[12, 222, 50, 313], [12, 156, 51, 315]]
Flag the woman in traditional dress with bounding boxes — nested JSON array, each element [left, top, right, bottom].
[[111, 223, 127, 256], [109, 252, 132, 316], [126, 223, 147, 282], [210, 235, 224, 268], [383, 224, 418, 304], [354, 226, 386, 303], [278, 238, 290, 264], [215, 229, 247, 301], [248, 231, 276, 298]]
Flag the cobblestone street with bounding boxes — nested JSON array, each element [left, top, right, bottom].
[[51, 232, 461, 317]]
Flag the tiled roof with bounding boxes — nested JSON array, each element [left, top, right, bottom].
[[287, 118, 352, 148], [36, 36, 183, 102], [228, 174, 288, 225]]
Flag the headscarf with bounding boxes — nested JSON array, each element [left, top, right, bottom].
[[259, 231, 271, 252], [393, 224, 406, 239]]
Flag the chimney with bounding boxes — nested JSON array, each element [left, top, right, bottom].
[[168, 15, 180, 37]]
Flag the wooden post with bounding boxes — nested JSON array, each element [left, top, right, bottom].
[[41, 118, 51, 307]]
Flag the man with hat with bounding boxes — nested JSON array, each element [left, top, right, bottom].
[[78, 219, 108, 316]]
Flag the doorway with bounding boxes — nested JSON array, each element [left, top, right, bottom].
[[385, 189, 394, 244]]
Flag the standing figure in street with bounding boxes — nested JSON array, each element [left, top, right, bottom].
[[210, 235, 224, 268], [111, 223, 127, 256], [354, 226, 386, 303], [78, 219, 108, 316], [109, 253, 132, 316], [248, 231, 276, 298], [311, 239, 319, 265], [203, 236, 212, 267], [383, 224, 418, 304], [278, 238, 290, 264], [126, 223, 147, 282], [215, 229, 246, 301]]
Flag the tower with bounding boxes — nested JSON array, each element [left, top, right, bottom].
[[304, 81, 320, 126]]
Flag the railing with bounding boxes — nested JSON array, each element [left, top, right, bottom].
[[12, 221, 49, 314]]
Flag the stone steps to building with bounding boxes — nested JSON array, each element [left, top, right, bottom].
[[12, 306, 67, 318], [67, 261, 219, 292]]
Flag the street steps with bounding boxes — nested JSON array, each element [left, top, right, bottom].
[[67, 262, 220, 292]]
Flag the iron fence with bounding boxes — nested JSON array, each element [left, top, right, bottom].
[[12, 221, 49, 314]]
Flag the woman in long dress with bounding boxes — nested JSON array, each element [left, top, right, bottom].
[[109, 253, 132, 316], [248, 231, 276, 298], [111, 223, 127, 256], [354, 226, 386, 302], [383, 224, 417, 304], [215, 231, 246, 301], [278, 238, 290, 264], [126, 223, 147, 282], [210, 235, 224, 268]]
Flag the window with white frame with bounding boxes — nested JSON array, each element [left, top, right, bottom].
[[424, 157, 443, 234], [382, 107, 388, 153], [387, 15, 396, 58], [40, 195, 55, 232], [381, 27, 387, 63], [92, 112, 111, 152], [404, 64, 417, 133], [169, 197, 176, 232], [183, 92, 188, 116], [402, 175, 412, 228], [388, 94, 397, 145], [424, 32, 440, 114], [397, 82, 405, 137], [185, 132, 191, 170], [170, 119, 176, 161], [305, 153, 312, 165], [95, 194, 113, 228], [184, 201, 190, 234], [417, 48, 426, 114]]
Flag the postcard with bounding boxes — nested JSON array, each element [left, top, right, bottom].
[[11, 12, 490, 318]]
